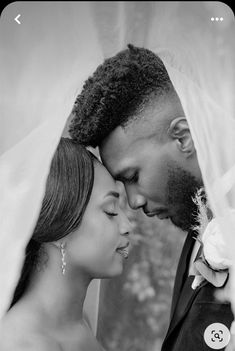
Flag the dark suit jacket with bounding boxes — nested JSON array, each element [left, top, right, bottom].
[[161, 230, 234, 351]]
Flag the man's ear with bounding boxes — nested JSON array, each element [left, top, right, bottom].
[[167, 117, 195, 156]]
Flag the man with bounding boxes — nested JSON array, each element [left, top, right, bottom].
[[69, 44, 234, 350]]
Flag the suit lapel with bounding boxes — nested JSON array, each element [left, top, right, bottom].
[[163, 230, 204, 341], [169, 230, 195, 319], [167, 276, 207, 337]]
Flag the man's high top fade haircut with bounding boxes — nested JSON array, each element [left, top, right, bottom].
[[69, 44, 176, 148]]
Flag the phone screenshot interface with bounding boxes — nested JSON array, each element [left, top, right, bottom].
[[0, 2, 235, 351]]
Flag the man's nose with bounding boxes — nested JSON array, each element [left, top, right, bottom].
[[125, 186, 146, 210]]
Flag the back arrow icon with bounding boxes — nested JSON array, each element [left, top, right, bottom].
[[15, 14, 21, 24]]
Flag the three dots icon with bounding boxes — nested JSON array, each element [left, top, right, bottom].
[[211, 17, 223, 21]]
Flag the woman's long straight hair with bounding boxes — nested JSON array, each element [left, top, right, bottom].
[[10, 138, 94, 308]]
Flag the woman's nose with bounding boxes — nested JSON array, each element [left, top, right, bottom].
[[119, 209, 132, 236]]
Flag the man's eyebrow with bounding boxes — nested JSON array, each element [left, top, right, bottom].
[[115, 168, 134, 181], [105, 191, 120, 199]]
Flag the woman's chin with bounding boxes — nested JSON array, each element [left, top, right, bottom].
[[88, 266, 123, 279], [100, 263, 124, 279]]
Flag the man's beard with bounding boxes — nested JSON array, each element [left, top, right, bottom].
[[166, 163, 203, 232]]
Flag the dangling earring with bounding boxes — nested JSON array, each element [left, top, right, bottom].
[[60, 242, 66, 275]]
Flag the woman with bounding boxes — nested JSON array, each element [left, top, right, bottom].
[[0, 138, 131, 351]]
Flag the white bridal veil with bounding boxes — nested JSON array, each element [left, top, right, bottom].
[[0, 0, 235, 338]]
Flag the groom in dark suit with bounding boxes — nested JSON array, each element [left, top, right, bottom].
[[69, 44, 234, 350]]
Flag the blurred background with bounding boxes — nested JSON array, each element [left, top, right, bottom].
[[97, 184, 185, 351]]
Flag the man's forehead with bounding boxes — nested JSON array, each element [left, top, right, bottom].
[[100, 96, 180, 150], [100, 113, 156, 151], [99, 107, 163, 166], [99, 127, 137, 174], [100, 126, 134, 157]]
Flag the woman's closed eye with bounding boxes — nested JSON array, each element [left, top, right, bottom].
[[104, 210, 118, 218], [102, 194, 119, 218]]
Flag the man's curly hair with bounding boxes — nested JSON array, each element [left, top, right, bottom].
[[69, 44, 175, 148]]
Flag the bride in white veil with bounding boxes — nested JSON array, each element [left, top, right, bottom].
[[1, 1, 235, 349]]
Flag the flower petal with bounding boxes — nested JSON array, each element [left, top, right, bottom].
[[191, 275, 205, 290], [195, 260, 228, 287]]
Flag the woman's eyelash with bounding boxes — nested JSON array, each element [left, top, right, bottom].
[[105, 211, 118, 217]]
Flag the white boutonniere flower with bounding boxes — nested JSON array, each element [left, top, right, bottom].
[[191, 189, 233, 290], [202, 218, 232, 270]]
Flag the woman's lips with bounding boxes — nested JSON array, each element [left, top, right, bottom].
[[116, 242, 129, 259]]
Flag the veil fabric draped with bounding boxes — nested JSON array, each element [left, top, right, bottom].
[[1, 0, 235, 334]]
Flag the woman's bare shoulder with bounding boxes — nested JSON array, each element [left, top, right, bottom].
[[0, 314, 62, 351], [0, 332, 63, 351]]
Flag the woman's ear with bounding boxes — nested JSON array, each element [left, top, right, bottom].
[[167, 117, 195, 156], [50, 241, 66, 250]]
